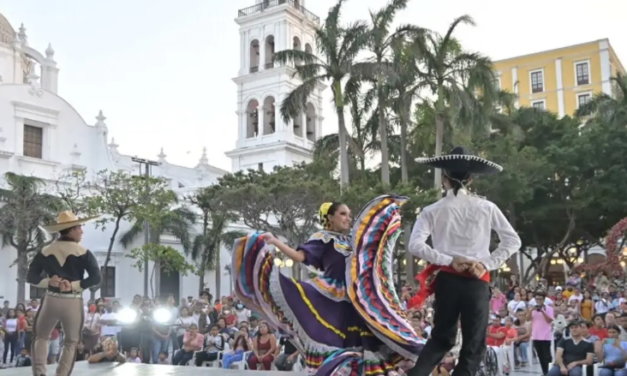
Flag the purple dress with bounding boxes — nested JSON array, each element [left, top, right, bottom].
[[231, 195, 424, 375]]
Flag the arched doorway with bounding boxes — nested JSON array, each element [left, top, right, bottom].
[[159, 267, 180, 303]]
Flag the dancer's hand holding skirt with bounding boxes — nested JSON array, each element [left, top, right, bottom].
[[231, 195, 424, 375]]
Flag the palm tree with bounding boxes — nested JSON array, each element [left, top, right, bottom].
[[0, 172, 64, 302], [273, 0, 371, 187], [412, 15, 498, 188], [312, 90, 377, 175], [577, 73, 627, 126], [187, 186, 245, 296], [363, 0, 424, 185]]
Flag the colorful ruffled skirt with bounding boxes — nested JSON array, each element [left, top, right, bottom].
[[231, 195, 424, 375]]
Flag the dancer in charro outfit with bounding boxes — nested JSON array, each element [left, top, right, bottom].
[[231, 196, 424, 376], [406, 147, 522, 376], [27, 211, 102, 376]]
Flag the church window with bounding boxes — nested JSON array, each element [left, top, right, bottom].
[[23, 124, 43, 159]]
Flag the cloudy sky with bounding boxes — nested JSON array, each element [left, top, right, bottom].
[[1, 0, 625, 170]]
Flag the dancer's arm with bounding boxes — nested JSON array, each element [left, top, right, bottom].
[[264, 236, 306, 263], [71, 250, 102, 292], [479, 203, 521, 271], [26, 253, 50, 288]]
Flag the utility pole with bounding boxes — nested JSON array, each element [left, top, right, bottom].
[[132, 157, 160, 297]]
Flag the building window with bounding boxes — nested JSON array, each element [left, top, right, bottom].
[[100, 266, 116, 298], [577, 92, 592, 108], [23, 124, 43, 158], [530, 70, 544, 93], [29, 285, 46, 299], [258, 162, 263, 171], [575, 62, 590, 86], [531, 100, 545, 110]]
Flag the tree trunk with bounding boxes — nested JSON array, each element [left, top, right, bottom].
[[91, 216, 123, 300], [150, 263, 156, 298], [378, 83, 390, 185], [333, 80, 350, 187], [215, 245, 221, 299], [434, 112, 445, 189], [16, 250, 28, 303], [400, 104, 409, 183]]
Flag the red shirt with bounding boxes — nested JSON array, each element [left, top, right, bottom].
[[589, 327, 608, 340], [486, 325, 508, 347], [225, 313, 237, 326], [17, 316, 26, 331]]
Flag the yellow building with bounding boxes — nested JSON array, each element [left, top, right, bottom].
[[494, 39, 626, 117]]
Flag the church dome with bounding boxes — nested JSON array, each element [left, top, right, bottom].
[[0, 13, 16, 46]]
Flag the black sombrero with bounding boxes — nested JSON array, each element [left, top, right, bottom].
[[415, 146, 502, 175]]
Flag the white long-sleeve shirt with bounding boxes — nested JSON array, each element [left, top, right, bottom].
[[408, 189, 521, 271]]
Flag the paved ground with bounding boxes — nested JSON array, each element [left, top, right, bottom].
[[0, 362, 545, 375]]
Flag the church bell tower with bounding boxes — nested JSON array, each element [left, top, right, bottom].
[[225, 0, 324, 172]]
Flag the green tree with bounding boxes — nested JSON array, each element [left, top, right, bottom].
[[187, 185, 245, 296], [273, 0, 371, 186], [413, 15, 497, 188], [119, 176, 196, 296], [577, 73, 627, 127], [0, 173, 64, 302], [126, 244, 195, 298], [83, 170, 148, 297], [54, 169, 92, 215]]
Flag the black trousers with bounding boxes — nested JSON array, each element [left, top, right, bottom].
[[532, 340, 552, 375], [408, 272, 490, 376]]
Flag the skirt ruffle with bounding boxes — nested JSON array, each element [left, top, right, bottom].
[[231, 195, 423, 375]]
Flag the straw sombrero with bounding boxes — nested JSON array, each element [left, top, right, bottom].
[[415, 146, 503, 175], [42, 211, 100, 233]]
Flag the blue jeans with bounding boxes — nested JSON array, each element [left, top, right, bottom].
[[547, 365, 583, 376], [152, 337, 170, 364], [600, 368, 627, 376], [518, 342, 529, 363], [223, 350, 244, 369]]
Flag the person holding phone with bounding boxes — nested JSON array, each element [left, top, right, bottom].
[[528, 290, 555, 375], [597, 324, 627, 376]]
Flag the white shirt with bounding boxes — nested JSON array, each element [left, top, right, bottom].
[[235, 308, 251, 324], [507, 300, 526, 315], [408, 189, 521, 270], [100, 312, 121, 336], [595, 299, 611, 314], [528, 297, 554, 306]]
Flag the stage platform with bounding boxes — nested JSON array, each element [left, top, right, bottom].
[[0, 362, 309, 375]]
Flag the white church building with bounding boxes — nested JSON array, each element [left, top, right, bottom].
[[0, 0, 322, 305]]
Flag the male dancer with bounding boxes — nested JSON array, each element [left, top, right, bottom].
[[406, 147, 521, 376], [27, 211, 102, 376]]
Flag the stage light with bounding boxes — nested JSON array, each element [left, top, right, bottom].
[[118, 308, 137, 324], [153, 307, 171, 323], [274, 258, 283, 267], [285, 259, 294, 267]]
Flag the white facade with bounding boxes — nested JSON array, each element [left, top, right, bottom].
[[225, 0, 324, 172], [0, 14, 238, 305]]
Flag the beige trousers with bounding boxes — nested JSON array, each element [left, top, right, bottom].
[[31, 293, 84, 376]]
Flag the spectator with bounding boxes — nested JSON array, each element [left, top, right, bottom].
[[580, 321, 600, 344], [157, 351, 169, 365], [590, 314, 609, 340], [548, 320, 593, 376], [74, 343, 88, 362], [194, 324, 224, 366], [618, 313, 627, 341], [486, 316, 507, 374], [596, 324, 627, 376], [234, 302, 251, 325], [87, 339, 127, 364], [490, 288, 508, 315], [127, 348, 142, 363], [507, 293, 526, 317], [528, 290, 555, 376], [580, 291, 595, 321], [2, 308, 18, 364], [223, 330, 251, 369], [514, 309, 531, 367], [174, 307, 195, 348], [274, 334, 298, 371], [247, 322, 277, 370], [597, 292, 612, 315], [15, 348, 31, 367], [172, 323, 204, 366]]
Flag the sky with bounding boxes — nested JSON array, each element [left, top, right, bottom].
[[1, 0, 626, 171]]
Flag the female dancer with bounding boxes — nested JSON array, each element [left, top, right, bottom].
[[231, 195, 424, 375]]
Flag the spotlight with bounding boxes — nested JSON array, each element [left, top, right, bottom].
[[153, 307, 171, 323], [118, 308, 137, 324], [285, 259, 294, 267]]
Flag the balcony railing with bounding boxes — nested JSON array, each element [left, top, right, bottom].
[[238, 0, 320, 24]]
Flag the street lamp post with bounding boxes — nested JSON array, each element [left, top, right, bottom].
[[132, 156, 160, 297]]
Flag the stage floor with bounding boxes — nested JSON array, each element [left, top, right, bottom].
[[0, 362, 309, 375]]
